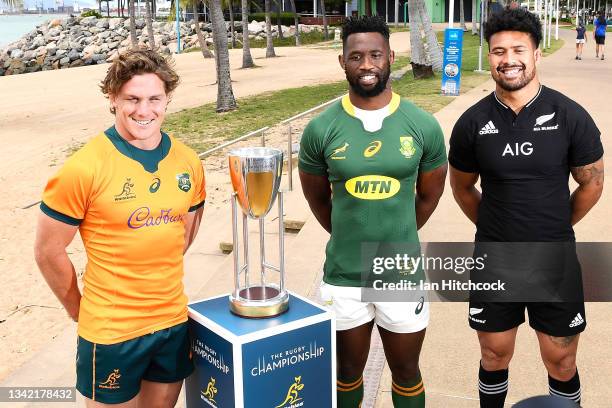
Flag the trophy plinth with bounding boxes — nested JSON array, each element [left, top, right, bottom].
[[228, 147, 289, 318]]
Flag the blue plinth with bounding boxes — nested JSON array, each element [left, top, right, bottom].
[[185, 292, 336, 408]]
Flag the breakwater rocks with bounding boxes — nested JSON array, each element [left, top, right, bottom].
[[0, 16, 324, 76]]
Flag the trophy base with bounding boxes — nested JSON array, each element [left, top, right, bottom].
[[229, 286, 289, 318]]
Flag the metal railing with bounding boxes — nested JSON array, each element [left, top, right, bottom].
[[197, 94, 343, 190], [280, 95, 342, 190], [198, 127, 269, 158]]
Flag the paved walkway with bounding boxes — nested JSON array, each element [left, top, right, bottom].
[[1, 27, 610, 407]]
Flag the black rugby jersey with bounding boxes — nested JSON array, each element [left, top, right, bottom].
[[449, 85, 603, 242]]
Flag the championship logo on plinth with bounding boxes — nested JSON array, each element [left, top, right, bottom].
[[228, 147, 289, 318]]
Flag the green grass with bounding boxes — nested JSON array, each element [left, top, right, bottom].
[[164, 31, 564, 152], [561, 24, 612, 32]]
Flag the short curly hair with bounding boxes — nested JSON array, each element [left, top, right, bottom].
[[341, 15, 390, 46], [100, 48, 180, 114], [485, 8, 542, 48]]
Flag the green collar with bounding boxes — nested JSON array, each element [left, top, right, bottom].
[[104, 126, 171, 173]]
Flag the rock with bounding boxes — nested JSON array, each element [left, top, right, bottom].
[[89, 26, 103, 34], [59, 56, 70, 66], [69, 59, 84, 67], [96, 19, 110, 29], [81, 16, 98, 27], [98, 31, 112, 40], [91, 53, 107, 62], [67, 49, 80, 61], [52, 60, 60, 69], [56, 49, 67, 57], [109, 18, 124, 30], [32, 36, 46, 48], [135, 18, 146, 29], [107, 41, 119, 50], [35, 46, 47, 57], [48, 27, 62, 37], [106, 50, 119, 62], [22, 50, 36, 60], [10, 49, 24, 59]]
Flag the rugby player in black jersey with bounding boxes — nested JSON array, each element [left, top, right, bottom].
[[449, 8, 604, 407]]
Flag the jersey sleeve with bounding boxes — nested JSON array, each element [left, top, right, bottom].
[[189, 154, 206, 212], [298, 119, 328, 176], [449, 113, 479, 173], [41, 153, 94, 225], [568, 104, 603, 167], [419, 114, 448, 172]]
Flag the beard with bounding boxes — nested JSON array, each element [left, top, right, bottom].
[[346, 64, 391, 98], [493, 63, 536, 92]]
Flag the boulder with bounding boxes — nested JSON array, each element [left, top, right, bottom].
[[81, 16, 98, 27], [69, 59, 84, 67], [67, 48, 80, 61], [22, 50, 36, 60], [109, 18, 124, 30], [96, 19, 110, 29], [10, 49, 24, 59], [48, 27, 62, 37], [48, 19, 62, 28], [59, 56, 70, 66], [135, 18, 146, 29], [91, 53, 107, 62]]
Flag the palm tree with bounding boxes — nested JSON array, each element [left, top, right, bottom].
[[407, 0, 431, 78], [129, 0, 138, 47], [289, 0, 301, 45], [472, 0, 478, 35], [264, 0, 276, 57], [320, 0, 329, 40], [460, 0, 468, 31], [417, 0, 443, 71], [241, 0, 255, 67], [276, 0, 284, 40], [193, 1, 214, 58], [209, 0, 237, 111], [223, 0, 237, 48], [145, 0, 156, 48]]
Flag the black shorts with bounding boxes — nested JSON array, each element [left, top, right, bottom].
[[595, 35, 606, 45], [468, 301, 586, 337]]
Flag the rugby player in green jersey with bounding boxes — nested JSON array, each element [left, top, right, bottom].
[[299, 16, 447, 408]]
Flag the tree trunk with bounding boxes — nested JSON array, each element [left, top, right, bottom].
[[471, 0, 478, 34], [321, 0, 329, 40], [418, 0, 443, 71], [276, 1, 284, 40], [289, 0, 301, 45], [241, 0, 255, 67], [152, 0, 156, 19], [210, 0, 237, 111], [228, 0, 237, 47], [365, 0, 372, 16], [408, 0, 433, 78], [129, 0, 138, 47], [107, 0, 110, 16], [264, 0, 276, 57], [145, 0, 156, 48], [194, 2, 214, 58], [460, 0, 467, 31], [98, 0, 102, 14]]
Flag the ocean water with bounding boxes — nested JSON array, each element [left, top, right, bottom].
[[0, 14, 70, 48]]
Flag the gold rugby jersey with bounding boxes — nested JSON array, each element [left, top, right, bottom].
[[41, 127, 206, 344]]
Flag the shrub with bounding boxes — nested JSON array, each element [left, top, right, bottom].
[[81, 10, 103, 18]]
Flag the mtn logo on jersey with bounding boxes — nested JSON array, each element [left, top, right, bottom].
[[345, 175, 400, 200], [533, 112, 559, 131], [479, 121, 499, 135], [569, 313, 585, 328]]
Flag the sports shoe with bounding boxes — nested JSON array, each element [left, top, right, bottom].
[[602, 55, 605, 60], [575, 56, 579, 60]]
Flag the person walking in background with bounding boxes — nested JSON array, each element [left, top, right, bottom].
[[576, 21, 587, 60], [34, 48, 206, 407], [594, 10, 607, 59]]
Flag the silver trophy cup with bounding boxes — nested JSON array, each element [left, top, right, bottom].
[[228, 147, 289, 318]]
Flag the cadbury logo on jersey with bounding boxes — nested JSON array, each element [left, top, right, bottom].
[[127, 207, 186, 229], [345, 175, 401, 200]]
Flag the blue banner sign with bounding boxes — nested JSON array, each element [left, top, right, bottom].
[[441, 28, 464, 96]]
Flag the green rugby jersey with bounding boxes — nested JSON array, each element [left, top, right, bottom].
[[299, 93, 447, 287]]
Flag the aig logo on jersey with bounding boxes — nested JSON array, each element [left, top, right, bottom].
[[502, 142, 533, 157], [345, 175, 400, 200]]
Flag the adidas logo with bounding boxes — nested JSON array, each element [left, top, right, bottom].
[[479, 121, 499, 135], [569, 313, 585, 328]]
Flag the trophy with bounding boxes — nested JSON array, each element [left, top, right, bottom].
[[228, 147, 289, 318]]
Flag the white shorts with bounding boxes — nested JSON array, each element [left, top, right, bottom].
[[576, 39, 586, 44], [318, 282, 429, 333]]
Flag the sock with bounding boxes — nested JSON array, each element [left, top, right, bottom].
[[478, 363, 508, 408], [549, 369, 581, 404], [337, 376, 363, 408], [391, 374, 425, 407]]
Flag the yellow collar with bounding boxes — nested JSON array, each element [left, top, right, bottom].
[[341, 92, 401, 117]]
